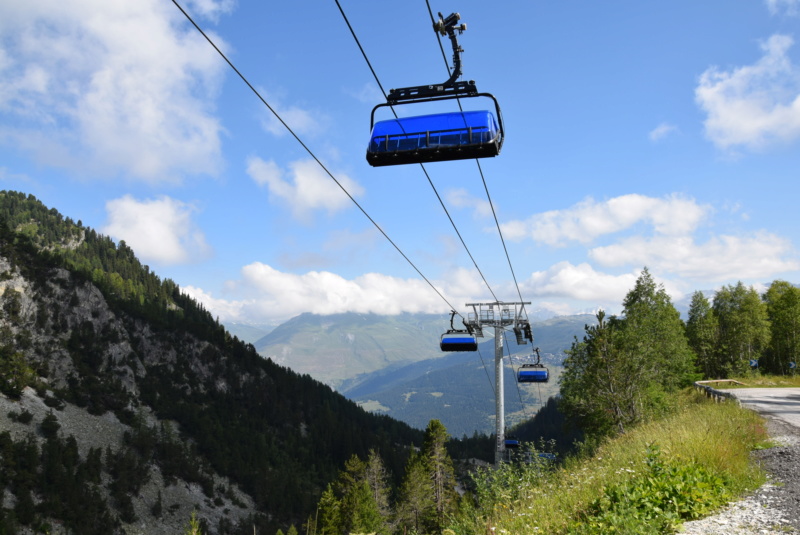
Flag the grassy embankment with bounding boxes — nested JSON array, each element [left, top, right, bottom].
[[712, 374, 800, 388], [451, 390, 771, 534]]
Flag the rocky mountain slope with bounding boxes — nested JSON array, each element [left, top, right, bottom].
[[0, 191, 421, 534]]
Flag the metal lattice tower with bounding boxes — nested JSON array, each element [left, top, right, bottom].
[[464, 301, 531, 466]]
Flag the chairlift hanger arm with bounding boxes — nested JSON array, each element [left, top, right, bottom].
[[386, 12, 473, 104], [447, 309, 474, 334]]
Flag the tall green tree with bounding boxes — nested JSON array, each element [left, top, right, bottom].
[[394, 449, 433, 534], [713, 282, 770, 375], [763, 280, 800, 374], [560, 268, 697, 437], [394, 420, 458, 534], [0, 347, 35, 398], [560, 310, 630, 436], [316, 484, 342, 535], [421, 419, 457, 532], [686, 291, 720, 378], [363, 450, 392, 525], [341, 480, 383, 534], [618, 267, 696, 391], [319, 452, 391, 535]]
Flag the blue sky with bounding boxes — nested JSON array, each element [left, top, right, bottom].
[[1, 0, 800, 326]]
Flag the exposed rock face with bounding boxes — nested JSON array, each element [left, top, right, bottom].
[[0, 256, 258, 533]]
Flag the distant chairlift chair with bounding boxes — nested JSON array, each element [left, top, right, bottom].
[[517, 347, 549, 383]]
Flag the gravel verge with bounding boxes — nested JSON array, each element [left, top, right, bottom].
[[679, 416, 800, 534]]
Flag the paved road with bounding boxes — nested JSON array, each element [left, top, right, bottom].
[[729, 388, 800, 429]]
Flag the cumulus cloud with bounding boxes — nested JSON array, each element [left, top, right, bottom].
[[501, 193, 798, 284], [649, 122, 678, 141], [259, 93, 326, 138], [247, 157, 364, 220], [696, 34, 800, 150], [184, 263, 488, 324], [0, 0, 228, 183], [590, 232, 799, 281], [523, 262, 639, 303], [500, 194, 709, 246], [185, 0, 235, 22], [521, 263, 689, 312], [102, 195, 211, 265], [446, 188, 492, 219], [182, 285, 245, 321], [766, 0, 800, 15]]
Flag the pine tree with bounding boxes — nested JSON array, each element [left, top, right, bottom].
[[363, 450, 391, 524], [394, 449, 433, 534], [421, 419, 457, 532], [184, 511, 203, 535], [342, 480, 383, 534], [321, 452, 391, 535], [316, 484, 342, 535]]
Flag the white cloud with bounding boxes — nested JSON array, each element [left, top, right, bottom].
[[348, 82, 384, 105], [259, 93, 325, 138], [649, 122, 678, 142], [102, 195, 211, 265], [696, 34, 800, 150], [766, 0, 800, 15], [500, 194, 709, 246], [523, 262, 639, 303], [247, 157, 364, 220], [0, 0, 228, 183], [185, 0, 235, 22], [446, 188, 492, 218], [589, 232, 799, 281], [502, 192, 798, 287], [522, 263, 690, 312], [182, 284, 245, 321], [185, 263, 488, 324]]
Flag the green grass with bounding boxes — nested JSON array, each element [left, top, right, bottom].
[[449, 390, 769, 534], [710, 373, 800, 388]]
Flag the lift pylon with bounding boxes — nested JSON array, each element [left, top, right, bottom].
[[464, 301, 532, 466]]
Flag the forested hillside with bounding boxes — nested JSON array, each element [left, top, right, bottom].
[[0, 191, 424, 534]]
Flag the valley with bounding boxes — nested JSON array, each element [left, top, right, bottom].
[[252, 312, 592, 435]]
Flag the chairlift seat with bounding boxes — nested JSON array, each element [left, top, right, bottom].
[[517, 364, 549, 383], [367, 111, 502, 167]]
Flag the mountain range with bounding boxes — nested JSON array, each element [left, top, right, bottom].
[[254, 312, 593, 436]]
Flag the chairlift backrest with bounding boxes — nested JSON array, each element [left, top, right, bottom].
[[367, 109, 502, 167], [440, 331, 478, 352]]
